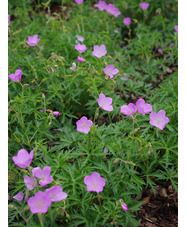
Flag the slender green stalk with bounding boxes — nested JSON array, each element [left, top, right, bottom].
[[108, 112, 112, 124]]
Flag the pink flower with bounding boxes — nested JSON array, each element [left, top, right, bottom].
[[103, 65, 119, 79], [105, 4, 120, 17], [8, 14, 10, 26], [70, 62, 76, 71], [112, 7, 121, 17], [76, 116, 93, 134], [45, 186, 67, 202], [121, 203, 128, 211], [84, 172, 106, 193], [26, 34, 40, 46], [95, 0, 107, 11], [53, 111, 60, 116], [12, 149, 34, 168], [75, 0, 83, 4], [92, 45, 107, 58], [174, 25, 178, 32], [75, 44, 87, 53], [32, 166, 53, 187], [48, 67, 54, 73], [136, 99, 152, 114], [24, 176, 37, 190], [27, 191, 51, 214], [123, 17, 131, 26], [139, 3, 150, 10], [13, 192, 24, 201], [77, 56, 85, 62], [76, 35, 84, 42], [97, 93, 113, 111], [149, 110, 169, 130], [8, 69, 22, 82], [120, 103, 136, 116]]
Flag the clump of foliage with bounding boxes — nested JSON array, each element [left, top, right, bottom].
[[8, 0, 178, 226]]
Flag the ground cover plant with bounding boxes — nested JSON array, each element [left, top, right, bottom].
[[8, 0, 178, 226]]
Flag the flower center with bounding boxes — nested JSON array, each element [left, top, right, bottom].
[[92, 183, 97, 189], [81, 122, 87, 128], [156, 119, 161, 125], [37, 202, 43, 209]]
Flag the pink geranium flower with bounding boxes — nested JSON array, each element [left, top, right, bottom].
[[45, 186, 67, 202], [121, 203, 128, 211], [149, 110, 169, 130], [103, 65, 119, 79], [105, 4, 120, 17], [8, 14, 10, 26], [97, 93, 113, 111], [139, 3, 150, 10], [174, 25, 178, 32], [136, 99, 152, 114], [75, 44, 87, 53], [84, 172, 106, 193], [120, 103, 136, 116], [8, 69, 22, 82], [123, 17, 131, 26], [76, 35, 84, 42], [12, 149, 34, 168], [75, 0, 83, 4], [24, 176, 37, 191], [77, 56, 85, 62], [32, 166, 53, 187], [27, 191, 51, 214], [95, 0, 107, 11], [70, 62, 76, 71], [92, 45, 107, 58], [13, 192, 24, 201], [76, 116, 93, 134], [26, 34, 40, 46], [53, 111, 60, 116]]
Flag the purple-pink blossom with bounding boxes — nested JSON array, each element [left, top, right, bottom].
[[103, 65, 119, 79], [105, 4, 120, 17], [97, 93, 113, 111], [84, 172, 106, 193], [77, 56, 85, 62], [139, 3, 150, 10], [8, 69, 22, 82], [76, 116, 93, 134], [53, 111, 60, 116], [32, 166, 53, 187], [8, 14, 10, 26], [24, 176, 37, 191], [123, 17, 131, 26], [45, 186, 67, 202], [75, 0, 83, 4], [26, 34, 40, 46], [12, 149, 34, 168], [13, 192, 24, 201], [27, 191, 51, 214], [149, 110, 169, 130], [174, 25, 178, 32], [92, 45, 107, 58], [95, 0, 107, 11], [136, 99, 152, 114], [75, 44, 87, 53], [76, 35, 84, 42], [120, 103, 136, 116], [121, 203, 128, 211]]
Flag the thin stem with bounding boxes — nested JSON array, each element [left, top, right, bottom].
[[108, 112, 112, 124], [80, 6, 84, 33]]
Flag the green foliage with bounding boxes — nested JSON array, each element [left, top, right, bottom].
[[8, 0, 177, 226]]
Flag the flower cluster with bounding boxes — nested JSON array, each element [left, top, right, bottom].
[[11, 149, 67, 214], [95, 1, 120, 17], [120, 98, 169, 130]]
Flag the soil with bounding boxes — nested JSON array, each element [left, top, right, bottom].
[[137, 182, 178, 227]]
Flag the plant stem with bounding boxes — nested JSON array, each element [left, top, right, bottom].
[[108, 112, 112, 124]]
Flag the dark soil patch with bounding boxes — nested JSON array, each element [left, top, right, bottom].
[[137, 183, 178, 226]]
